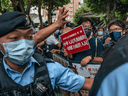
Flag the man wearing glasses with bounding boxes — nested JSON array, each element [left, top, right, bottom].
[[89, 20, 127, 96], [66, 18, 104, 67], [102, 20, 125, 59]]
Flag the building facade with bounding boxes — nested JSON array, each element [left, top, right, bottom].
[[30, 0, 83, 24], [64, 0, 83, 22]]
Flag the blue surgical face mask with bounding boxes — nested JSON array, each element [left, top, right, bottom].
[[0, 39, 35, 65], [110, 31, 121, 42], [97, 31, 103, 36]]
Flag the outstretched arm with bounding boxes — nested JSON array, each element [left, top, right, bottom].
[[33, 7, 70, 46], [81, 78, 94, 90], [81, 56, 103, 67]]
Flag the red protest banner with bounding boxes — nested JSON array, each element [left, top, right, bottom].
[[60, 25, 90, 54]]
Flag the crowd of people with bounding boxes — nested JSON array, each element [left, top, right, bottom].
[[0, 6, 128, 96]]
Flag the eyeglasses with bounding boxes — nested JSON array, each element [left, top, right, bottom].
[[109, 28, 122, 32], [82, 25, 92, 29]]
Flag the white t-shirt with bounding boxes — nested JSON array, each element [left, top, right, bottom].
[[46, 35, 59, 45]]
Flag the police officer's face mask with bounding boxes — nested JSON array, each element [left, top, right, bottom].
[[0, 39, 35, 65], [84, 29, 91, 38], [110, 31, 121, 42]]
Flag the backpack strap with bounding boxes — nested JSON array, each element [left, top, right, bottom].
[[89, 34, 128, 96], [33, 52, 55, 96], [95, 38, 97, 57]]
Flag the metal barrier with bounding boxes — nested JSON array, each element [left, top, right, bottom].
[[52, 53, 101, 78]]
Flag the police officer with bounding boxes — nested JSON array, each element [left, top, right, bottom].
[[102, 20, 125, 59], [89, 21, 128, 96], [0, 7, 93, 96]]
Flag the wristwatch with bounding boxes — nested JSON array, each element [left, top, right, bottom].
[[90, 55, 94, 62]]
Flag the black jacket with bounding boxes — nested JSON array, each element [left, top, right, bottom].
[[0, 52, 55, 96]]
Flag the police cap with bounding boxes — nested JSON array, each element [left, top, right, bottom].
[[0, 11, 31, 37]]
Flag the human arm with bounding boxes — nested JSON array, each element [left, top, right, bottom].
[[81, 78, 94, 91], [50, 49, 61, 54], [81, 56, 103, 67], [63, 49, 74, 59], [49, 62, 93, 92], [103, 37, 111, 45], [91, 57, 103, 63], [80, 56, 92, 67], [36, 40, 46, 47], [33, 7, 70, 46], [56, 40, 61, 49]]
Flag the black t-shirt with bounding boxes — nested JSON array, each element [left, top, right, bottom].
[[73, 37, 104, 62], [0, 51, 3, 58]]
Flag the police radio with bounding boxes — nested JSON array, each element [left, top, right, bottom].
[[33, 83, 48, 96]]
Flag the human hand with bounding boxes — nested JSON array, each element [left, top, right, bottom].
[[104, 37, 111, 44], [50, 49, 56, 54], [63, 49, 68, 56], [81, 56, 92, 67], [55, 7, 70, 28]]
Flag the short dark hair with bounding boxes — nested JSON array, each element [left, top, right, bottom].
[[78, 17, 93, 27], [108, 20, 125, 31], [78, 17, 97, 34], [66, 22, 72, 27], [97, 27, 104, 32]]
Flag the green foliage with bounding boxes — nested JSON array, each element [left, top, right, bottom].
[[0, 0, 14, 12], [73, 3, 90, 25], [42, 0, 70, 11], [84, 0, 128, 22]]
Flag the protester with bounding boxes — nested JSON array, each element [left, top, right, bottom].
[[45, 33, 61, 59], [54, 26, 63, 39], [96, 27, 108, 44], [0, 7, 93, 96], [89, 23, 128, 96], [46, 34, 61, 49], [58, 22, 72, 43], [64, 18, 103, 66], [102, 20, 125, 58]]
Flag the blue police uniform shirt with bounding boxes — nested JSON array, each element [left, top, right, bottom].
[[3, 57, 85, 92], [96, 62, 128, 96], [73, 37, 104, 62]]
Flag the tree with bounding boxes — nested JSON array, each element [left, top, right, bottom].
[[38, 0, 43, 29], [0, 0, 70, 29], [84, 0, 128, 25], [73, 3, 90, 25], [42, 0, 70, 25], [0, 0, 14, 13], [10, 0, 32, 15]]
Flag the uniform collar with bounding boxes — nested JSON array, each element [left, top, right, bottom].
[[3, 56, 40, 74]]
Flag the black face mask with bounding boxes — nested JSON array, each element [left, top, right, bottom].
[[84, 29, 91, 38]]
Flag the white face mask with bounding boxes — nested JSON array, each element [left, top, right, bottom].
[[97, 31, 103, 36], [0, 39, 35, 65]]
